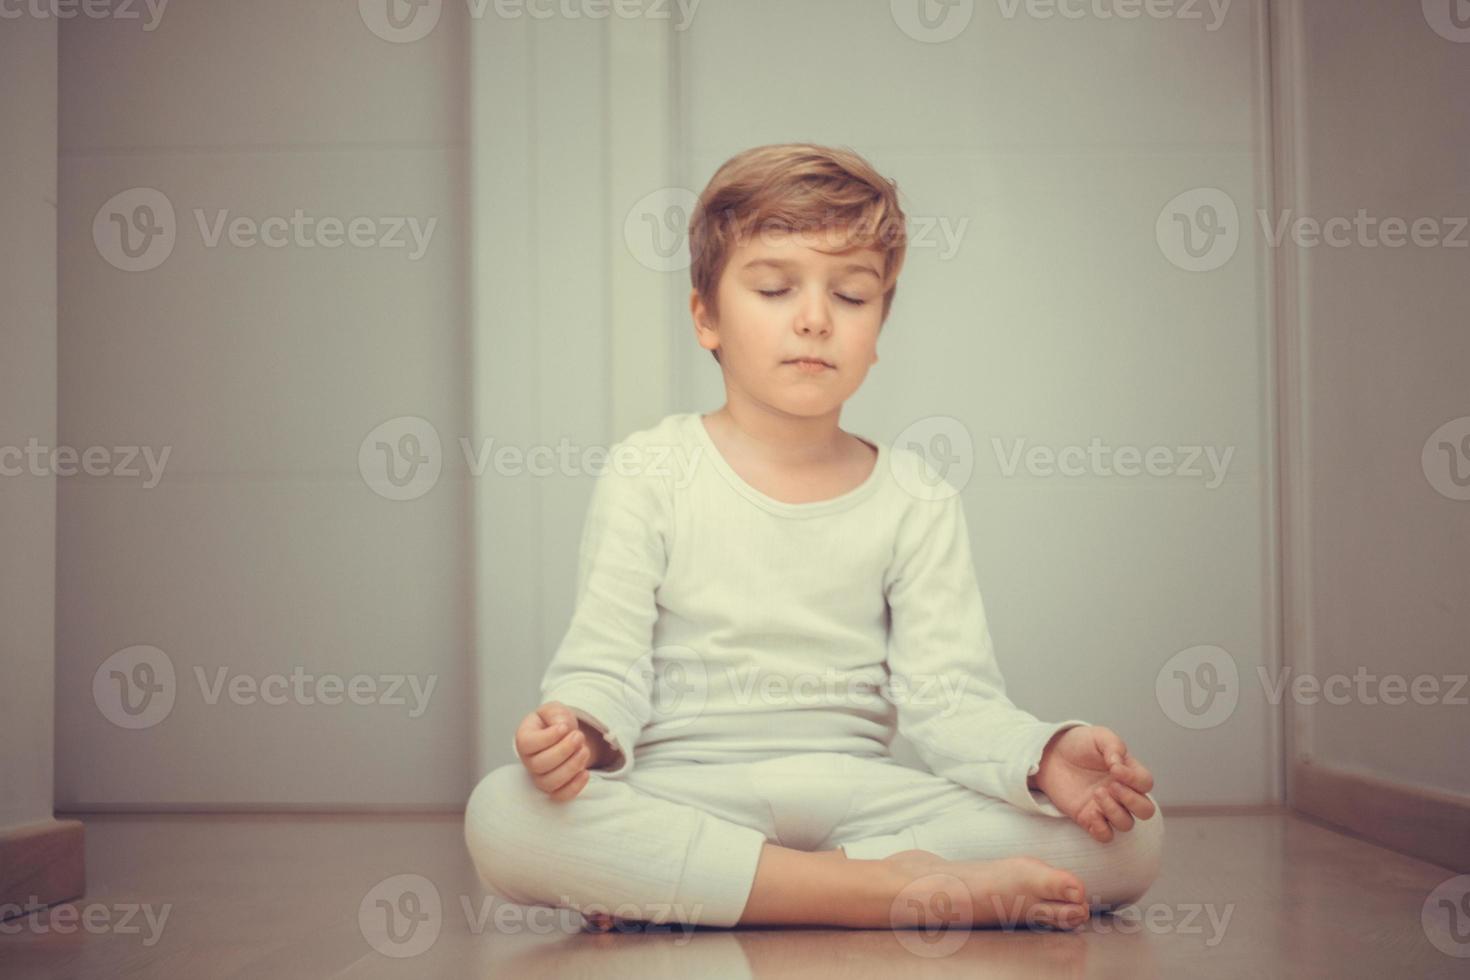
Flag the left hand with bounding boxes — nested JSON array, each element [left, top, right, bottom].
[[1031, 725, 1156, 843]]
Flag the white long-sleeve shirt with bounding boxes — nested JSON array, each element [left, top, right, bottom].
[[531, 411, 1089, 817]]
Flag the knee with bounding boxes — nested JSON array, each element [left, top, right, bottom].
[[1092, 797, 1165, 911], [463, 764, 545, 901]]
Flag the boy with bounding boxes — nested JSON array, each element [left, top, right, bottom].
[[465, 143, 1162, 933]]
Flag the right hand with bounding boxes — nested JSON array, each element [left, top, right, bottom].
[[514, 701, 594, 802]]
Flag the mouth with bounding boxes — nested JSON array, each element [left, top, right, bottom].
[[784, 358, 835, 369]]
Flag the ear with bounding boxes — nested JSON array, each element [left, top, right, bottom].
[[691, 289, 720, 351], [689, 287, 704, 327]]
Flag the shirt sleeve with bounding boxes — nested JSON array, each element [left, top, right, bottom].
[[536, 442, 671, 779], [884, 473, 1089, 817]]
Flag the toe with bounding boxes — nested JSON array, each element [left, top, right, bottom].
[[1030, 901, 1089, 931], [1040, 867, 1087, 905]]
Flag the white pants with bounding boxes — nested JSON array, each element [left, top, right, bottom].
[[464, 751, 1164, 929]]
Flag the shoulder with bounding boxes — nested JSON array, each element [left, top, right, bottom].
[[590, 414, 689, 509], [611, 412, 688, 454]]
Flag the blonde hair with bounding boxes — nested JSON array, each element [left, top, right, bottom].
[[688, 143, 908, 364]]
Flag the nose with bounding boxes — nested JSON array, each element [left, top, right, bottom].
[[795, 292, 832, 337]]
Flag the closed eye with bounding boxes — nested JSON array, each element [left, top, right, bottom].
[[758, 288, 867, 306]]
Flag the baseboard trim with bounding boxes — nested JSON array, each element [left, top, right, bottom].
[[0, 819, 86, 921], [55, 809, 464, 825], [1291, 761, 1470, 872], [56, 803, 463, 816]]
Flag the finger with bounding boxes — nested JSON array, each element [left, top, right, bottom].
[[1077, 800, 1113, 843], [1108, 780, 1157, 820], [526, 728, 585, 776], [1109, 757, 1155, 795], [1092, 727, 1128, 769], [538, 703, 579, 733], [547, 769, 590, 802], [516, 717, 569, 758], [1094, 785, 1135, 832], [535, 739, 591, 793]]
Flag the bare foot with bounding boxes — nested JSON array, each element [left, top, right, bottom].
[[582, 911, 617, 933], [882, 849, 1090, 932]]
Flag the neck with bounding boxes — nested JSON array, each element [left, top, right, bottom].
[[708, 397, 847, 467]]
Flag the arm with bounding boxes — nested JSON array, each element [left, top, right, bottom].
[[884, 471, 1088, 817], [533, 441, 672, 778]]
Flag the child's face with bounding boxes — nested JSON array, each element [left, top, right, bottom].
[[694, 225, 885, 419]]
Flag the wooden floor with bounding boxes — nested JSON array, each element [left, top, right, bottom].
[[0, 810, 1464, 978]]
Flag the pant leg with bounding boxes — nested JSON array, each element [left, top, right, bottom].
[[463, 763, 770, 929], [827, 757, 1165, 910]]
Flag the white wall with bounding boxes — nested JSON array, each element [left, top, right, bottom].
[[674, 0, 1277, 805], [0, 16, 58, 831], [54, 1, 473, 808], [1285, 0, 1470, 797]]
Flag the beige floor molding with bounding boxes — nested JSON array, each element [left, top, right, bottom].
[[1292, 761, 1470, 872], [0, 819, 85, 921]]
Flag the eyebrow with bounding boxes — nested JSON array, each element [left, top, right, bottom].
[[740, 258, 882, 280]]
